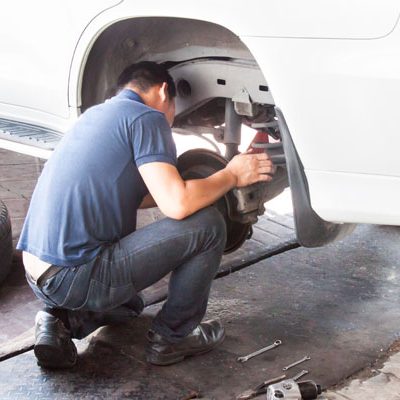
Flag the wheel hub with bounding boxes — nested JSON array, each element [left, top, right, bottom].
[[177, 149, 251, 253]]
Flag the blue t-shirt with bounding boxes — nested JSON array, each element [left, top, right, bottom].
[[17, 89, 177, 266]]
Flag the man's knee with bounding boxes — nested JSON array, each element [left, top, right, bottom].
[[192, 207, 227, 247]]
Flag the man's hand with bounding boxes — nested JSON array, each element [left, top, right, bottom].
[[225, 152, 275, 187]]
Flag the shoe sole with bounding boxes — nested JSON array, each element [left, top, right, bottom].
[[146, 330, 226, 366], [34, 335, 77, 369]]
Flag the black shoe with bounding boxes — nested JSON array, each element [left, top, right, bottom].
[[146, 319, 225, 366], [34, 310, 77, 369]]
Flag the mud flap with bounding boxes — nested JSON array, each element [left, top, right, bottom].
[[275, 108, 355, 247]]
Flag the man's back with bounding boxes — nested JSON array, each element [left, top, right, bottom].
[[17, 89, 176, 266]]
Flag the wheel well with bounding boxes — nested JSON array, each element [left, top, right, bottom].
[[80, 17, 256, 112]]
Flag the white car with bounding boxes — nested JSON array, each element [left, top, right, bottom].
[[1, 0, 399, 251]]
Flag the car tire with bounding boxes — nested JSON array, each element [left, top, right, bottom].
[[0, 200, 13, 285]]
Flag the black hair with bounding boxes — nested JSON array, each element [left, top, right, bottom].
[[117, 61, 176, 99]]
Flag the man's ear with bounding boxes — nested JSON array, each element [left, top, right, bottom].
[[158, 82, 169, 103]]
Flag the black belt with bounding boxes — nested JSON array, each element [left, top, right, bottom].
[[36, 265, 64, 288]]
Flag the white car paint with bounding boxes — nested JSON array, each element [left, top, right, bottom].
[[0, 0, 399, 227], [0, 0, 120, 121], [243, 22, 400, 224]]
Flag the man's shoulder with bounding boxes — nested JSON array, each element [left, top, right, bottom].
[[74, 97, 168, 142], [128, 107, 170, 135]]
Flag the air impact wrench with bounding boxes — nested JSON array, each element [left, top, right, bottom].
[[266, 379, 322, 400]]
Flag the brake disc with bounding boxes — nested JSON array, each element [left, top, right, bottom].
[[177, 149, 251, 253]]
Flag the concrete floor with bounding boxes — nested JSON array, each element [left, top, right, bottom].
[[326, 350, 400, 400], [2, 148, 400, 399], [1, 223, 400, 399]]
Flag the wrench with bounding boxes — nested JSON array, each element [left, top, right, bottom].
[[237, 340, 282, 363], [292, 370, 309, 381], [282, 356, 311, 371]]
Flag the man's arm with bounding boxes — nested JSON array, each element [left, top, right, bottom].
[[138, 152, 274, 220]]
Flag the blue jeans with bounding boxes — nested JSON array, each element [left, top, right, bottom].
[[28, 207, 226, 342]]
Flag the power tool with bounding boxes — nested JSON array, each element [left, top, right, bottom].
[[266, 379, 322, 400]]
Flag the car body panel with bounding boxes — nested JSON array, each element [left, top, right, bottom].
[[0, 0, 120, 120], [0, 1, 399, 229], [242, 24, 400, 224], [243, 29, 400, 178], [111, 0, 400, 40], [307, 171, 400, 225]]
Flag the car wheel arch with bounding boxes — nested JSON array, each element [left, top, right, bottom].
[[75, 16, 261, 112]]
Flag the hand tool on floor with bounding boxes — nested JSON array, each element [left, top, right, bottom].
[[236, 374, 287, 400], [237, 340, 282, 363], [282, 356, 311, 371], [292, 370, 309, 382], [266, 379, 322, 400]]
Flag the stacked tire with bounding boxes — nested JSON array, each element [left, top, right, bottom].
[[0, 200, 13, 284]]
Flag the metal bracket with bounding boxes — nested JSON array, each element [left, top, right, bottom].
[[233, 88, 256, 117]]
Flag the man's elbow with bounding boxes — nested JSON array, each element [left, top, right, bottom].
[[160, 201, 192, 221]]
